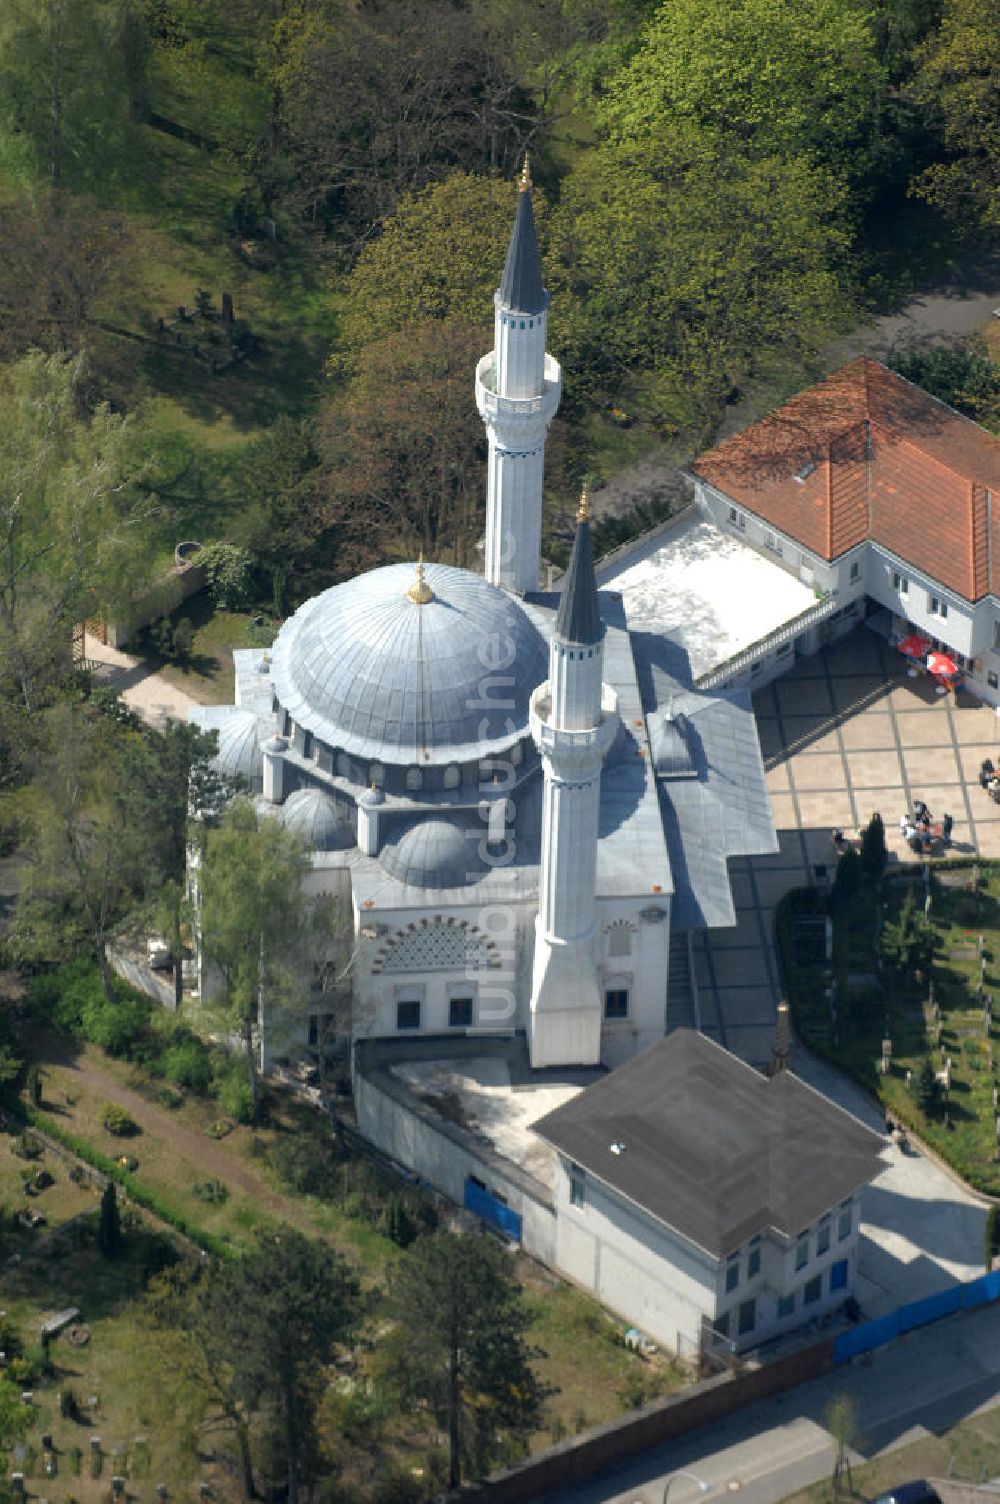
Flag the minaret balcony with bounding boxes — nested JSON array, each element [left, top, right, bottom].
[[475, 352, 561, 425], [529, 681, 619, 769]]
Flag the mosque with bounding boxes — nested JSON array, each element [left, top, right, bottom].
[[191, 160, 777, 1076]]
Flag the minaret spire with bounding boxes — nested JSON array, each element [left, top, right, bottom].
[[476, 159, 561, 595], [527, 487, 619, 1068]]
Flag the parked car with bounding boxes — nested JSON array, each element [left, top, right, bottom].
[[873, 1480, 940, 1504]]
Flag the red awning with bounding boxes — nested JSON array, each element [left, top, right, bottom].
[[898, 632, 931, 659], [927, 651, 960, 679]]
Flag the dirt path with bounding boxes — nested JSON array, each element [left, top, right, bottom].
[[84, 632, 198, 729], [51, 1045, 317, 1232]]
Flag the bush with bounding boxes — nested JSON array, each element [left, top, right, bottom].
[[162, 1035, 213, 1094], [214, 1061, 255, 1124], [102, 1103, 139, 1137], [27, 960, 105, 1033], [81, 992, 148, 1057], [860, 812, 887, 877], [269, 1132, 341, 1199], [832, 847, 862, 901], [201, 542, 254, 610], [192, 1178, 229, 1204]]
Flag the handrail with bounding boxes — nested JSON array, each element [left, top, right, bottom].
[[695, 593, 840, 689]]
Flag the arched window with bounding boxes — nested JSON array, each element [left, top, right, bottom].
[[369, 762, 385, 788], [337, 753, 350, 779], [405, 767, 423, 792], [444, 764, 461, 789], [605, 921, 636, 959]]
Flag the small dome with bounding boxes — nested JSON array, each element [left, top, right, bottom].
[[269, 561, 549, 766], [215, 710, 263, 787], [278, 788, 354, 852], [381, 817, 486, 890]]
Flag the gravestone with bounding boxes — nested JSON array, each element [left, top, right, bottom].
[[221, 291, 234, 324]]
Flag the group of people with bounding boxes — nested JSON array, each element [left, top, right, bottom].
[[900, 801, 952, 853], [979, 758, 1000, 800]]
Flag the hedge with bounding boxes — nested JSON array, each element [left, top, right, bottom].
[[22, 1107, 232, 1260]]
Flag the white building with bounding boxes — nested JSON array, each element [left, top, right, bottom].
[[533, 1029, 885, 1358], [191, 163, 778, 1069]]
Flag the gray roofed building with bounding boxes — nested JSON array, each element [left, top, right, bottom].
[[533, 1028, 885, 1258]]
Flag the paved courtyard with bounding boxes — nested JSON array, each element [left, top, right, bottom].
[[694, 623, 991, 1314]]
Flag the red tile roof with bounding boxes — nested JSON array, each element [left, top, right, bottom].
[[692, 358, 1000, 602]]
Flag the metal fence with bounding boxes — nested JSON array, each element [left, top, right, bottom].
[[833, 1269, 1000, 1363]]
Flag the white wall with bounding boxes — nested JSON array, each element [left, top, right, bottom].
[[355, 1066, 557, 1265], [597, 897, 670, 1067]]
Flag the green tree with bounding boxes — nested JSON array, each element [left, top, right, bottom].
[[553, 133, 853, 431], [12, 706, 153, 997], [832, 846, 862, 902], [914, 1054, 940, 1116], [0, 0, 132, 193], [334, 172, 543, 364], [825, 1392, 857, 1498], [0, 352, 156, 763], [151, 1231, 359, 1504], [879, 888, 935, 982], [386, 1230, 547, 1488], [318, 321, 488, 563], [201, 543, 254, 611], [98, 1180, 120, 1256], [909, 0, 1000, 233], [889, 342, 1000, 426], [198, 798, 310, 1123], [600, 0, 885, 190], [236, 418, 324, 614], [860, 812, 888, 877]]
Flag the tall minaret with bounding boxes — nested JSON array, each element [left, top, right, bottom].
[[527, 489, 619, 1068], [476, 157, 562, 595]]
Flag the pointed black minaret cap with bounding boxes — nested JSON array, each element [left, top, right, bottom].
[[556, 488, 604, 646], [498, 155, 547, 315]]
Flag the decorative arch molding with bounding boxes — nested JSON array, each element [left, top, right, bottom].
[[372, 916, 503, 975], [604, 918, 638, 958]]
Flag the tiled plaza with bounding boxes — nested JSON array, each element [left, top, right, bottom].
[[699, 625, 1000, 1067]]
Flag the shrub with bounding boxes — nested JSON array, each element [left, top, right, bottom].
[[832, 847, 862, 901], [269, 1132, 340, 1199], [913, 1056, 940, 1116], [860, 812, 887, 877], [81, 992, 148, 1057], [27, 960, 106, 1033], [192, 1178, 229, 1204], [214, 1061, 255, 1124], [163, 1035, 213, 1094], [201, 542, 254, 610], [102, 1103, 138, 1137]]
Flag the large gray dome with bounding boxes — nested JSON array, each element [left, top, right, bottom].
[[381, 817, 486, 889], [269, 561, 549, 765], [279, 789, 354, 851]]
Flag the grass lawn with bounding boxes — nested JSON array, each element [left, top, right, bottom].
[[134, 598, 265, 705], [16, 1038, 689, 1459], [780, 1398, 1000, 1504], [778, 860, 1000, 1195]]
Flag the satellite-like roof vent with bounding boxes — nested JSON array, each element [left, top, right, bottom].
[[794, 460, 818, 484], [609, 1141, 627, 1156]]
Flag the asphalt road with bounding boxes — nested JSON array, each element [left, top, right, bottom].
[[538, 1303, 1000, 1504]]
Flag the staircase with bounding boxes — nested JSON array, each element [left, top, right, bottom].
[[667, 930, 697, 1033]]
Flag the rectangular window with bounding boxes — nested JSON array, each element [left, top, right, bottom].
[[569, 1166, 586, 1208], [830, 1259, 849, 1291], [928, 594, 947, 618], [775, 642, 791, 658], [449, 996, 473, 1029], [396, 999, 421, 1031], [816, 1219, 831, 1256], [728, 506, 746, 532], [764, 531, 783, 556], [712, 1311, 730, 1338], [795, 1235, 809, 1270], [893, 571, 908, 595], [604, 988, 629, 1019], [747, 1241, 762, 1279], [994, 620, 1000, 652], [838, 1203, 852, 1240], [725, 1255, 740, 1293], [738, 1298, 756, 1335], [777, 1293, 795, 1319], [804, 1275, 822, 1305], [990, 671, 999, 690], [850, 559, 860, 583]]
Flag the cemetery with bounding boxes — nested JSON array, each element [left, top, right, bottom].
[[778, 855, 1000, 1195]]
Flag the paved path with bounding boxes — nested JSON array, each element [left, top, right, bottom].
[[537, 1301, 1000, 1504], [84, 632, 197, 729]]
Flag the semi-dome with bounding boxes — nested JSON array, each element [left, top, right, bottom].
[[279, 788, 354, 852], [269, 561, 549, 766], [381, 817, 486, 889], [214, 710, 263, 786]]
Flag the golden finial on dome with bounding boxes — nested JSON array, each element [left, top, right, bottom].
[[518, 152, 532, 192], [407, 552, 433, 605], [577, 484, 590, 523]]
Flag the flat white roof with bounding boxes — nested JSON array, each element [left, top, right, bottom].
[[596, 511, 817, 681]]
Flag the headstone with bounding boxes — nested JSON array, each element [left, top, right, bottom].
[[221, 291, 234, 324], [20, 1392, 31, 1405], [112, 1476, 125, 1498], [157, 1485, 169, 1500], [177, 305, 186, 321], [10, 1475, 23, 1497], [42, 1433, 52, 1450], [262, 216, 277, 240]]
